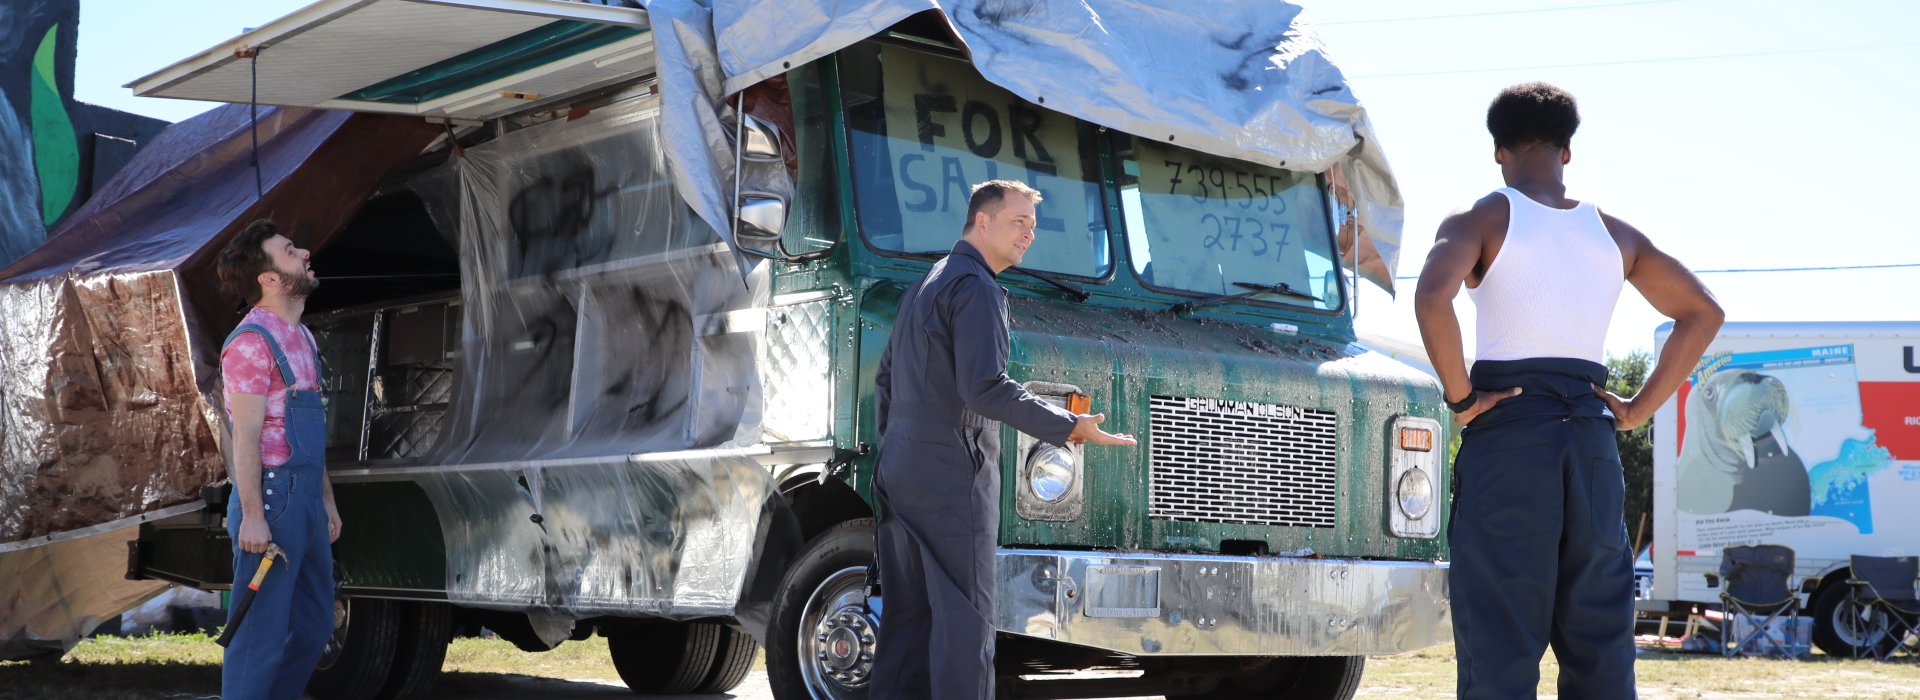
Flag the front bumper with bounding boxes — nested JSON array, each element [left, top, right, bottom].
[[995, 549, 1450, 656]]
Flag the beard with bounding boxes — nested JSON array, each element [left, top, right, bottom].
[[277, 263, 319, 298]]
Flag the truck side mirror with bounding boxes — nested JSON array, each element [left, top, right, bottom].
[[737, 195, 788, 245], [732, 110, 793, 259]]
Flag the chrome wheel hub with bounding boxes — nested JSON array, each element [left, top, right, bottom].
[[1834, 597, 1890, 649], [315, 598, 350, 670], [798, 566, 878, 696]]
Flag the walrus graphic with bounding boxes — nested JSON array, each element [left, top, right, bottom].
[[1677, 370, 1810, 515]]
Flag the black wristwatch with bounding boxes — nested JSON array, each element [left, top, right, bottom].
[[1446, 391, 1478, 414]]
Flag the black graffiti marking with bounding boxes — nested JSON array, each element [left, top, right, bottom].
[[507, 166, 618, 274], [968, 0, 1044, 27], [609, 285, 694, 426], [1214, 30, 1293, 92]]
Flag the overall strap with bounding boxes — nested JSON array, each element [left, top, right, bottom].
[[300, 325, 325, 384], [223, 323, 298, 388]]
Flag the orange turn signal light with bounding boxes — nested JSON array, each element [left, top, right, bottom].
[[1066, 393, 1091, 415], [1399, 427, 1434, 452]]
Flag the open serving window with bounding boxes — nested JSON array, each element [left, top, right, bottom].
[[127, 0, 653, 122]]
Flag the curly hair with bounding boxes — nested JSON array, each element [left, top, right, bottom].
[[216, 219, 280, 306], [1486, 82, 1580, 150]]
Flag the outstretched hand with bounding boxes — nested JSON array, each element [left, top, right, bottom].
[[1456, 387, 1522, 426], [1069, 413, 1137, 446]]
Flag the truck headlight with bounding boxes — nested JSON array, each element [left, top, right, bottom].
[[1015, 381, 1088, 521], [1396, 467, 1433, 519], [1027, 444, 1076, 502], [1388, 416, 1443, 538]]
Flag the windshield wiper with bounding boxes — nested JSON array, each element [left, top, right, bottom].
[[904, 251, 1090, 302], [1006, 266, 1090, 302], [1170, 281, 1319, 313]]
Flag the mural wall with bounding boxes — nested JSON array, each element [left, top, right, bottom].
[[1, 0, 167, 267]]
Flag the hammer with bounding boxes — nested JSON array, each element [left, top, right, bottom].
[[216, 543, 286, 648]]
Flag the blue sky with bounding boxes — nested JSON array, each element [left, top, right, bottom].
[[75, 0, 1919, 358]]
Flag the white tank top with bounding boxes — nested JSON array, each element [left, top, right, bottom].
[[1466, 188, 1625, 364]]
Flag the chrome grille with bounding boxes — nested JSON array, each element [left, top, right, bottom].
[[1149, 395, 1339, 528]]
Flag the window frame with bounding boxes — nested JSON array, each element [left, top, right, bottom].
[[1106, 131, 1349, 316], [833, 37, 1120, 285]]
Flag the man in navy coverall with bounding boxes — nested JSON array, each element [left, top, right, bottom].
[[869, 180, 1136, 699]]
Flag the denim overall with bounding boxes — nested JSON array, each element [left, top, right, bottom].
[[1450, 358, 1636, 700], [221, 323, 336, 700]]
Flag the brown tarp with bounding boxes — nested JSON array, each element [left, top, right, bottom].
[[0, 104, 437, 546]]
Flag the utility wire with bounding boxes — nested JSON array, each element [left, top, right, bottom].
[[1352, 41, 1920, 79], [1319, 0, 1692, 26], [1692, 262, 1920, 274], [1392, 261, 1920, 281]]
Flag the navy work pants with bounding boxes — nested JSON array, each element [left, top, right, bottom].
[[1450, 358, 1636, 700], [870, 415, 999, 700]]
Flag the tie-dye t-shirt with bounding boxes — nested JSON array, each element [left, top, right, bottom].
[[220, 306, 322, 467]]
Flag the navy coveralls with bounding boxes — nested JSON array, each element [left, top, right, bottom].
[[221, 323, 336, 700], [870, 240, 1078, 699], [1451, 358, 1635, 700]]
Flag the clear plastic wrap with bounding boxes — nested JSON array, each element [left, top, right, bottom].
[[392, 95, 790, 630], [0, 529, 169, 661]]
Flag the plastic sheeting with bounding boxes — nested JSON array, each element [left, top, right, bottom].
[[385, 94, 791, 630], [695, 0, 1405, 293], [0, 105, 438, 548], [0, 528, 168, 661], [436, 95, 765, 462]]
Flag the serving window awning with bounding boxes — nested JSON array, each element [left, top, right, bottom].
[[127, 0, 654, 122]]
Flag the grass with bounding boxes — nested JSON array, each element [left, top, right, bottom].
[[0, 633, 766, 699], [0, 633, 224, 700], [1360, 644, 1920, 700], [2, 635, 1915, 698]]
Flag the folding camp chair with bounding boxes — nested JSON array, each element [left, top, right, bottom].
[[1719, 545, 1804, 658], [1846, 555, 1920, 660]]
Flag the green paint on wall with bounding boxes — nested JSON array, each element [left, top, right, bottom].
[[31, 24, 79, 227]]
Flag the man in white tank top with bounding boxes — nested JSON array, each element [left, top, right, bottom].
[[1414, 83, 1723, 700]]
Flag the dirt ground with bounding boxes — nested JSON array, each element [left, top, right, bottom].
[[2, 635, 1917, 699]]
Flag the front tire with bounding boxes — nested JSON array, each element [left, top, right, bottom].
[[767, 518, 877, 700]]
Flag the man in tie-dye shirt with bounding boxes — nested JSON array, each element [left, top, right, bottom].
[[214, 219, 340, 699]]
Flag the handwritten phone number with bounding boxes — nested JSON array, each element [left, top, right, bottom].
[[1162, 162, 1300, 260]]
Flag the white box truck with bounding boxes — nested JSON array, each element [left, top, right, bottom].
[[1650, 321, 1920, 656]]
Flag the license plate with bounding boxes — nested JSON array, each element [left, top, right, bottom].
[[1082, 565, 1161, 618]]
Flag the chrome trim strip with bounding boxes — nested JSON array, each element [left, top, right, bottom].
[[327, 444, 773, 481], [995, 549, 1451, 656]]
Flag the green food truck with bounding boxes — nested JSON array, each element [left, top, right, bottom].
[[0, 1, 1449, 698]]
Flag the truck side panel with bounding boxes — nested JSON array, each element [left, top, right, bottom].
[[1652, 322, 1920, 602]]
